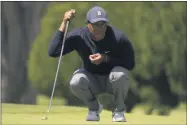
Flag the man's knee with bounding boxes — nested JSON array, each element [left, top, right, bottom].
[[69, 73, 89, 90], [109, 66, 129, 83]]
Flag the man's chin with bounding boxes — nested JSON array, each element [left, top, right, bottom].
[[95, 34, 105, 40], [95, 36, 104, 41]]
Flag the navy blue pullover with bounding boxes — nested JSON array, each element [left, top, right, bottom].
[[48, 25, 135, 75]]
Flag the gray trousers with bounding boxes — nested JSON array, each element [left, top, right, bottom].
[[69, 66, 129, 112]]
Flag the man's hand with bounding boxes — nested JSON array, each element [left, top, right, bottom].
[[63, 9, 76, 22], [89, 53, 108, 65], [59, 9, 76, 32]]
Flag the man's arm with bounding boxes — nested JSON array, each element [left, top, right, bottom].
[[107, 35, 135, 70], [48, 30, 75, 57], [48, 9, 76, 57]]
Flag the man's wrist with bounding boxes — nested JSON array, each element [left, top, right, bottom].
[[58, 21, 67, 32], [103, 54, 110, 62]]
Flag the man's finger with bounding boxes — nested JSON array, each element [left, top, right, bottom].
[[90, 54, 98, 59]]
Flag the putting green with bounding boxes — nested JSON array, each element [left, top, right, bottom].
[[2, 103, 186, 124]]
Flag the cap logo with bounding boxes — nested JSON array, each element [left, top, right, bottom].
[[97, 11, 102, 16]]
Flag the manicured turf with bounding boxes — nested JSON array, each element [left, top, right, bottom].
[[2, 103, 186, 124]]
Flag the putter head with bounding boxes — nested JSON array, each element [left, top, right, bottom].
[[41, 116, 48, 120]]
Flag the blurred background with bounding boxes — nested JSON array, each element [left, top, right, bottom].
[[1, 1, 186, 116]]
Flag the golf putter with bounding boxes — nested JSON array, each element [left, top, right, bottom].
[[41, 20, 70, 120]]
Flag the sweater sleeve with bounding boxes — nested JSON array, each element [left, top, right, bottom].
[[108, 35, 135, 70], [48, 30, 75, 57]]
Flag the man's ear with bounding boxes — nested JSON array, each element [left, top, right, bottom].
[[87, 23, 92, 28]]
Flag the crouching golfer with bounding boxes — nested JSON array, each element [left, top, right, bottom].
[[48, 5, 135, 122]]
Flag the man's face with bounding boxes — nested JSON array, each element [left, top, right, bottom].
[[88, 21, 107, 41]]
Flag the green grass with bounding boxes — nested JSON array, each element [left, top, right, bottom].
[[2, 95, 186, 124], [2, 103, 186, 125]]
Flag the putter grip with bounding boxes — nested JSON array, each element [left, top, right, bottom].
[[64, 20, 69, 37], [62, 20, 69, 45]]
